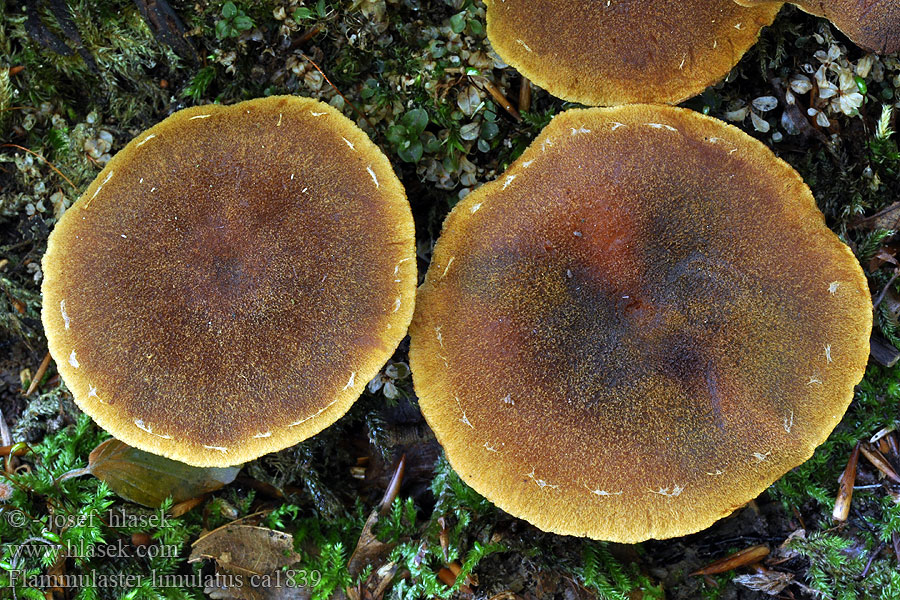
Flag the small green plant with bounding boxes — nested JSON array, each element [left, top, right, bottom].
[[293, 0, 328, 21], [449, 9, 483, 37], [376, 497, 418, 544], [386, 108, 439, 163], [870, 105, 899, 175], [182, 65, 216, 103], [576, 542, 664, 600], [0, 413, 202, 600], [856, 227, 895, 263], [286, 502, 367, 600], [459, 104, 501, 154], [215, 2, 254, 40]]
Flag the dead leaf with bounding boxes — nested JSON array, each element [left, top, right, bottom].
[[870, 248, 900, 271], [769, 529, 805, 564], [347, 455, 406, 579], [348, 510, 393, 580], [84, 439, 240, 507], [853, 202, 900, 231], [189, 523, 300, 577], [733, 571, 793, 596]]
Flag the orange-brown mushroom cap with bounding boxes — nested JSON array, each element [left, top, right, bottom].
[[484, 0, 782, 106], [734, 0, 900, 54], [409, 105, 871, 542], [42, 96, 417, 467]]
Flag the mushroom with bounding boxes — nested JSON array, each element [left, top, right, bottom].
[[733, 0, 900, 54], [409, 104, 871, 542], [41, 95, 417, 467], [483, 0, 783, 106]]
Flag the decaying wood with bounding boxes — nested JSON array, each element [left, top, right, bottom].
[[870, 334, 900, 367]]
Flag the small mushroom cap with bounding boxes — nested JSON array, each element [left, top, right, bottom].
[[484, 0, 782, 106], [734, 0, 900, 54], [42, 96, 417, 467], [409, 105, 871, 542]]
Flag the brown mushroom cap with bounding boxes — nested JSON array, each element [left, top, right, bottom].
[[409, 105, 871, 542], [484, 0, 782, 106], [734, 0, 900, 54], [42, 96, 416, 467]]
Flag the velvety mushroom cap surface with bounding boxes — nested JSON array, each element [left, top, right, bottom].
[[735, 0, 899, 53], [484, 0, 782, 106], [409, 105, 871, 542], [42, 96, 416, 467]]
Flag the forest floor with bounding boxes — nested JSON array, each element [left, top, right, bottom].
[[1, 1, 900, 599]]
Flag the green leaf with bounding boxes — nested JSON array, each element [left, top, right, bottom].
[[402, 108, 428, 135], [215, 19, 231, 39], [398, 140, 423, 163], [233, 14, 254, 31], [386, 124, 406, 145], [481, 121, 499, 140], [430, 40, 446, 58], [221, 1, 237, 19], [449, 12, 466, 34], [423, 132, 442, 153], [85, 439, 240, 507], [293, 7, 313, 20]]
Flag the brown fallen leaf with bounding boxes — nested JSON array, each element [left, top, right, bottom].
[[853, 202, 900, 231], [347, 455, 406, 579], [769, 530, 806, 565], [733, 570, 793, 596], [189, 523, 301, 577], [346, 456, 408, 600], [57, 439, 240, 507]]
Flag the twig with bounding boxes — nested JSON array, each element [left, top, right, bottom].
[[0, 105, 37, 113], [24, 352, 51, 396], [833, 442, 859, 522], [518, 76, 531, 114], [859, 443, 900, 483], [473, 77, 521, 122], [860, 542, 885, 578], [0, 407, 13, 474], [873, 270, 900, 308], [299, 52, 376, 133], [0, 144, 76, 189], [691, 545, 770, 576], [378, 454, 406, 515]]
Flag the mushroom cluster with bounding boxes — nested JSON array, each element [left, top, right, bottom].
[[39, 1, 878, 546], [409, 104, 872, 541], [41, 95, 417, 467]]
